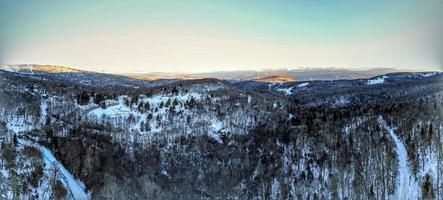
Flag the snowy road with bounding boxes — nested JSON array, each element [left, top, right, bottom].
[[378, 116, 418, 200], [38, 146, 89, 200], [19, 140, 89, 200]]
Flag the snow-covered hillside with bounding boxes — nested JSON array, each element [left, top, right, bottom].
[[1, 69, 442, 199]]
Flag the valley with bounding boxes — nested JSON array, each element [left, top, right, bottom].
[[0, 66, 442, 199]]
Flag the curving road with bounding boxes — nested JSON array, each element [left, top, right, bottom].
[[19, 139, 89, 200], [378, 116, 418, 200]]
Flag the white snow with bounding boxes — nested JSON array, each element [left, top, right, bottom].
[[211, 120, 223, 131], [247, 95, 252, 104], [276, 87, 294, 95], [275, 82, 309, 95], [378, 116, 418, 200], [297, 82, 309, 87], [333, 96, 350, 107], [86, 92, 203, 134], [421, 72, 437, 77], [6, 116, 33, 133], [418, 151, 438, 179], [88, 96, 130, 118], [208, 120, 224, 144], [287, 113, 295, 121], [208, 132, 223, 144], [367, 76, 386, 85], [38, 97, 48, 128], [342, 117, 367, 135], [270, 178, 280, 200], [39, 146, 89, 200], [268, 81, 283, 91], [19, 140, 89, 200]]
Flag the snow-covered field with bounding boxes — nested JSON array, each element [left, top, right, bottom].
[[85, 92, 203, 134], [367, 76, 387, 85]]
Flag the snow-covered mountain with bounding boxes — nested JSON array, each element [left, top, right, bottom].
[[0, 68, 442, 199]]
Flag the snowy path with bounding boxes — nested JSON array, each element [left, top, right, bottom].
[[378, 116, 418, 200], [20, 140, 89, 200], [38, 97, 48, 128], [39, 146, 89, 200]]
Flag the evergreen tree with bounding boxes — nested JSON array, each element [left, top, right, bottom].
[[165, 98, 171, 107], [144, 102, 150, 111]]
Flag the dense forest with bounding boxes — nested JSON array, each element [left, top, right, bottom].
[[0, 69, 442, 199]]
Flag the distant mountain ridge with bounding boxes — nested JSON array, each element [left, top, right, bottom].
[[1, 64, 81, 73], [120, 67, 414, 81], [252, 75, 296, 83], [0, 64, 432, 81]]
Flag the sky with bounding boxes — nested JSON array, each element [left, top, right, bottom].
[[0, 0, 442, 73]]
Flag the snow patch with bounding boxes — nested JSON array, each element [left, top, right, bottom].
[[268, 81, 283, 91], [38, 97, 49, 128], [270, 178, 280, 200], [6, 116, 33, 133], [276, 87, 294, 95], [297, 82, 309, 87], [421, 72, 438, 77], [88, 96, 131, 118], [208, 120, 224, 144], [367, 76, 387, 85]]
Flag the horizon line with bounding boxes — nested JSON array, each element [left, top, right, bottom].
[[2, 63, 441, 74]]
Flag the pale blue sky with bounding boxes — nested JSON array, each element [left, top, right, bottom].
[[1, 0, 442, 72]]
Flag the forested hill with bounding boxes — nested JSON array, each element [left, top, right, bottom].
[[0, 69, 442, 199]]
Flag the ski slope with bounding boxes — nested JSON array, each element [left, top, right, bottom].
[[368, 76, 386, 85], [378, 116, 418, 200], [276, 86, 294, 95]]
